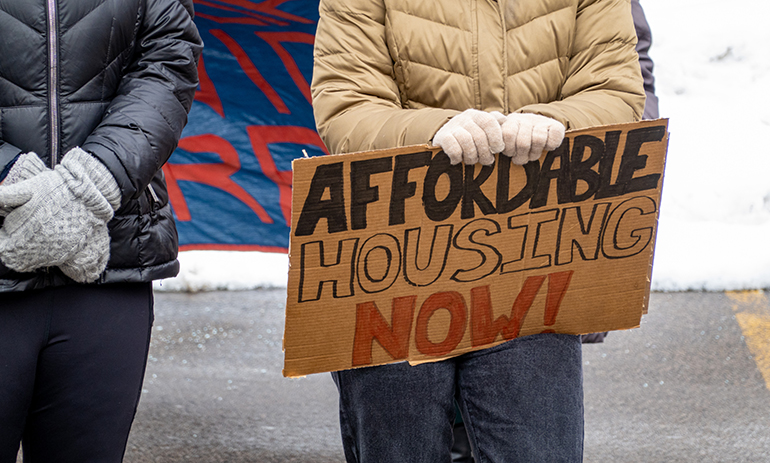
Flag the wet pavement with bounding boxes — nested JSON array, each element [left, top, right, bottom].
[[124, 289, 343, 463], [17, 289, 770, 462], [581, 291, 770, 462]]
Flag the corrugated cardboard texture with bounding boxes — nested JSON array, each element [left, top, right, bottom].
[[283, 119, 669, 377]]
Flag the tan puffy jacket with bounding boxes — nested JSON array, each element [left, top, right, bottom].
[[312, 0, 645, 155]]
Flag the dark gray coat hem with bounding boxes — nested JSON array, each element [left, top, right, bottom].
[[0, 261, 179, 293]]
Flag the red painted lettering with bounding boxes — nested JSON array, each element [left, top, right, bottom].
[[544, 271, 573, 326], [470, 276, 546, 347], [351, 296, 416, 367], [414, 292, 467, 357]]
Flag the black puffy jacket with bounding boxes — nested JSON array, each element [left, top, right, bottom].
[[0, 0, 202, 291]]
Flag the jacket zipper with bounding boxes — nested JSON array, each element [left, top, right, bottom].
[[42, 0, 60, 278], [46, 0, 60, 167], [147, 184, 160, 203], [498, 0, 508, 114]]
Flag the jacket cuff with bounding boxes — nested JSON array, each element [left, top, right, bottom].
[[0, 153, 21, 184], [0, 142, 24, 182]]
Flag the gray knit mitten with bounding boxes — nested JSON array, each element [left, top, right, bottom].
[[0, 153, 49, 216], [0, 147, 121, 282]]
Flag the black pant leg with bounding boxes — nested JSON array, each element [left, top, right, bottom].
[[0, 291, 51, 463], [20, 283, 154, 463]]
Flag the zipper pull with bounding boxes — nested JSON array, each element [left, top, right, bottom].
[[147, 184, 161, 203]]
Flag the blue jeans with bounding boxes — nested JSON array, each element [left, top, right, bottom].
[[331, 334, 583, 463]]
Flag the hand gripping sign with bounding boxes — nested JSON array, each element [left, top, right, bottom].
[[283, 119, 669, 377]]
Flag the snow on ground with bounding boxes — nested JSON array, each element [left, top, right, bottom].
[[643, 0, 770, 290], [155, 0, 770, 293]]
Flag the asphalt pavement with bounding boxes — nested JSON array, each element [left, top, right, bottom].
[[18, 289, 770, 462]]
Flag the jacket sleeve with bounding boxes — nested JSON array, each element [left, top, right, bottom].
[[516, 0, 646, 130], [0, 143, 23, 182], [82, 0, 203, 207], [632, 0, 659, 119], [311, 0, 458, 154]]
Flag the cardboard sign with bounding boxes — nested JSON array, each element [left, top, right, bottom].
[[283, 119, 669, 377]]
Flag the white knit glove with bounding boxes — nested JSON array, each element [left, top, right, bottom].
[[0, 148, 121, 282], [432, 109, 505, 165], [0, 153, 49, 216], [496, 113, 565, 165]]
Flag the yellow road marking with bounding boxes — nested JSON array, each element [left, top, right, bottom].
[[728, 290, 770, 390]]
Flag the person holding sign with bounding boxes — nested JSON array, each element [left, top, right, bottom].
[[311, 0, 645, 461]]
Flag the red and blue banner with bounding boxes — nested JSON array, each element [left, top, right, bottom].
[[164, 0, 327, 253]]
